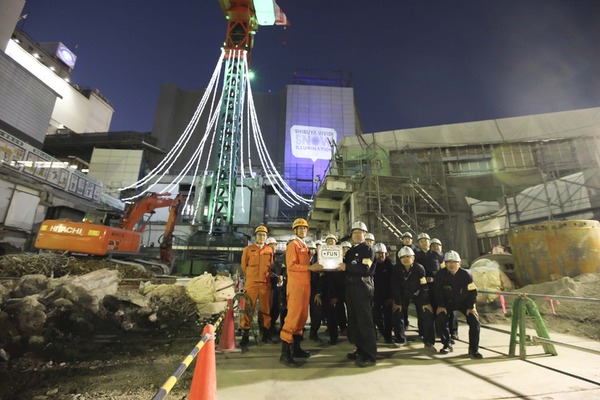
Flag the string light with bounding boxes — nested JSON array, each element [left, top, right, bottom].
[[120, 47, 312, 227]]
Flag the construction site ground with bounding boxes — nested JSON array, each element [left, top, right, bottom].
[[1, 256, 599, 400], [1, 317, 599, 400]]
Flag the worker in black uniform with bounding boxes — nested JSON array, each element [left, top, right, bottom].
[[340, 221, 377, 367], [319, 234, 346, 345], [372, 243, 395, 345], [414, 233, 431, 337], [391, 246, 436, 351], [396, 232, 418, 328], [414, 233, 430, 271], [267, 237, 283, 342], [424, 237, 443, 308], [397, 232, 418, 258], [428, 238, 458, 340], [434, 250, 483, 359], [307, 241, 323, 342]]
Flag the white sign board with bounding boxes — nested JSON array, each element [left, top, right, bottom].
[[290, 125, 337, 162], [318, 245, 343, 270]]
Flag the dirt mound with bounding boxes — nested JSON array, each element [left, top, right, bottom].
[[480, 273, 600, 340]]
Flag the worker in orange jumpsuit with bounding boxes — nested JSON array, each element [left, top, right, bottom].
[[240, 225, 274, 348], [279, 218, 320, 367]]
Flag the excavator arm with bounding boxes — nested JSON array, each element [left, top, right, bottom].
[[119, 193, 180, 231], [158, 194, 183, 264]]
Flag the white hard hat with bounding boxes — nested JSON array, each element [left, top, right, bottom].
[[431, 238, 442, 245], [325, 233, 337, 241], [340, 241, 351, 248], [417, 233, 431, 241], [402, 232, 413, 238], [398, 246, 415, 258], [373, 243, 387, 253], [307, 241, 317, 249], [351, 221, 368, 232], [444, 250, 461, 262], [365, 233, 375, 241], [266, 237, 277, 245], [315, 240, 322, 246]]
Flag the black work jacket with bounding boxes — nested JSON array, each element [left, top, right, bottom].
[[433, 268, 478, 310], [344, 242, 375, 277], [373, 258, 394, 301], [391, 262, 429, 305], [424, 250, 443, 278]]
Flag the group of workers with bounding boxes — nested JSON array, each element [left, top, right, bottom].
[[239, 219, 482, 368]]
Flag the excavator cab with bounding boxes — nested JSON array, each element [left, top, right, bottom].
[[82, 210, 122, 226]]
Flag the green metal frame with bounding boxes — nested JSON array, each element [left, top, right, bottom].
[[509, 295, 558, 359], [207, 51, 246, 229]]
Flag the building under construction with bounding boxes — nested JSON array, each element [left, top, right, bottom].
[[309, 107, 600, 265]]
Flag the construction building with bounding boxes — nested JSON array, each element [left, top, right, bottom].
[[309, 107, 600, 264]]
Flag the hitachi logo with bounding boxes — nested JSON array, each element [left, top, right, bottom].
[[49, 226, 83, 235]]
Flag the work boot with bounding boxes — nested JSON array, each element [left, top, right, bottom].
[[469, 350, 483, 359], [261, 328, 268, 343], [440, 344, 453, 354], [355, 358, 376, 368], [309, 332, 323, 343], [292, 334, 311, 358], [279, 342, 300, 367], [239, 329, 250, 347], [424, 343, 437, 353], [262, 328, 279, 344]]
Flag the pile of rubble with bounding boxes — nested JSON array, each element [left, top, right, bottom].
[[0, 253, 236, 362], [478, 272, 600, 340]]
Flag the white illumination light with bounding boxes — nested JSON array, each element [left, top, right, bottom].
[[120, 47, 311, 228]]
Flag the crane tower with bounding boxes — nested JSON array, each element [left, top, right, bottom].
[[209, 0, 286, 229]]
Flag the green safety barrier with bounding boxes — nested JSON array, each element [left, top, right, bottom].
[[509, 295, 558, 360], [231, 291, 260, 346]]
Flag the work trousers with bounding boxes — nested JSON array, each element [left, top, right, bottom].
[[346, 279, 377, 362], [373, 299, 393, 341], [241, 283, 271, 330], [280, 281, 310, 344], [435, 307, 480, 352], [269, 284, 284, 332], [309, 287, 323, 336], [392, 299, 435, 344], [326, 298, 347, 341]]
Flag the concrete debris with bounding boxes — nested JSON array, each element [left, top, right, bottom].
[[0, 258, 238, 362], [0, 252, 156, 279]]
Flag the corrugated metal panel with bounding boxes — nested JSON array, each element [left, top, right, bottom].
[[0, 52, 57, 143]]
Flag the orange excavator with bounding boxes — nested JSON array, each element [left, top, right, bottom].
[[35, 193, 183, 264]]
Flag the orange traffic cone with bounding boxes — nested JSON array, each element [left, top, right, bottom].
[[217, 299, 239, 352], [188, 324, 217, 400]]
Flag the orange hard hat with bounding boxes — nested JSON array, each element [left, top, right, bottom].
[[255, 225, 268, 235], [292, 218, 309, 230]]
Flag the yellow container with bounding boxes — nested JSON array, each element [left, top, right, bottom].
[[508, 220, 600, 286]]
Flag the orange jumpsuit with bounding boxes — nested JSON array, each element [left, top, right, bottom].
[[241, 243, 274, 330], [279, 238, 311, 344]]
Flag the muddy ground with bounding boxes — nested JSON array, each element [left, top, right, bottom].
[[1, 255, 598, 400]]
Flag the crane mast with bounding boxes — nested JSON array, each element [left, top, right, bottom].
[[207, 1, 258, 230], [208, 0, 286, 230]]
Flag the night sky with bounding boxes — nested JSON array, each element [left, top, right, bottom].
[[19, 0, 600, 134]]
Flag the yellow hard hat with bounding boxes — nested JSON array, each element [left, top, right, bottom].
[[292, 218, 309, 230], [255, 225, 268, 235]]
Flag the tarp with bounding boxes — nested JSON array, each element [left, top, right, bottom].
[[341, 107, 600, 150]]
